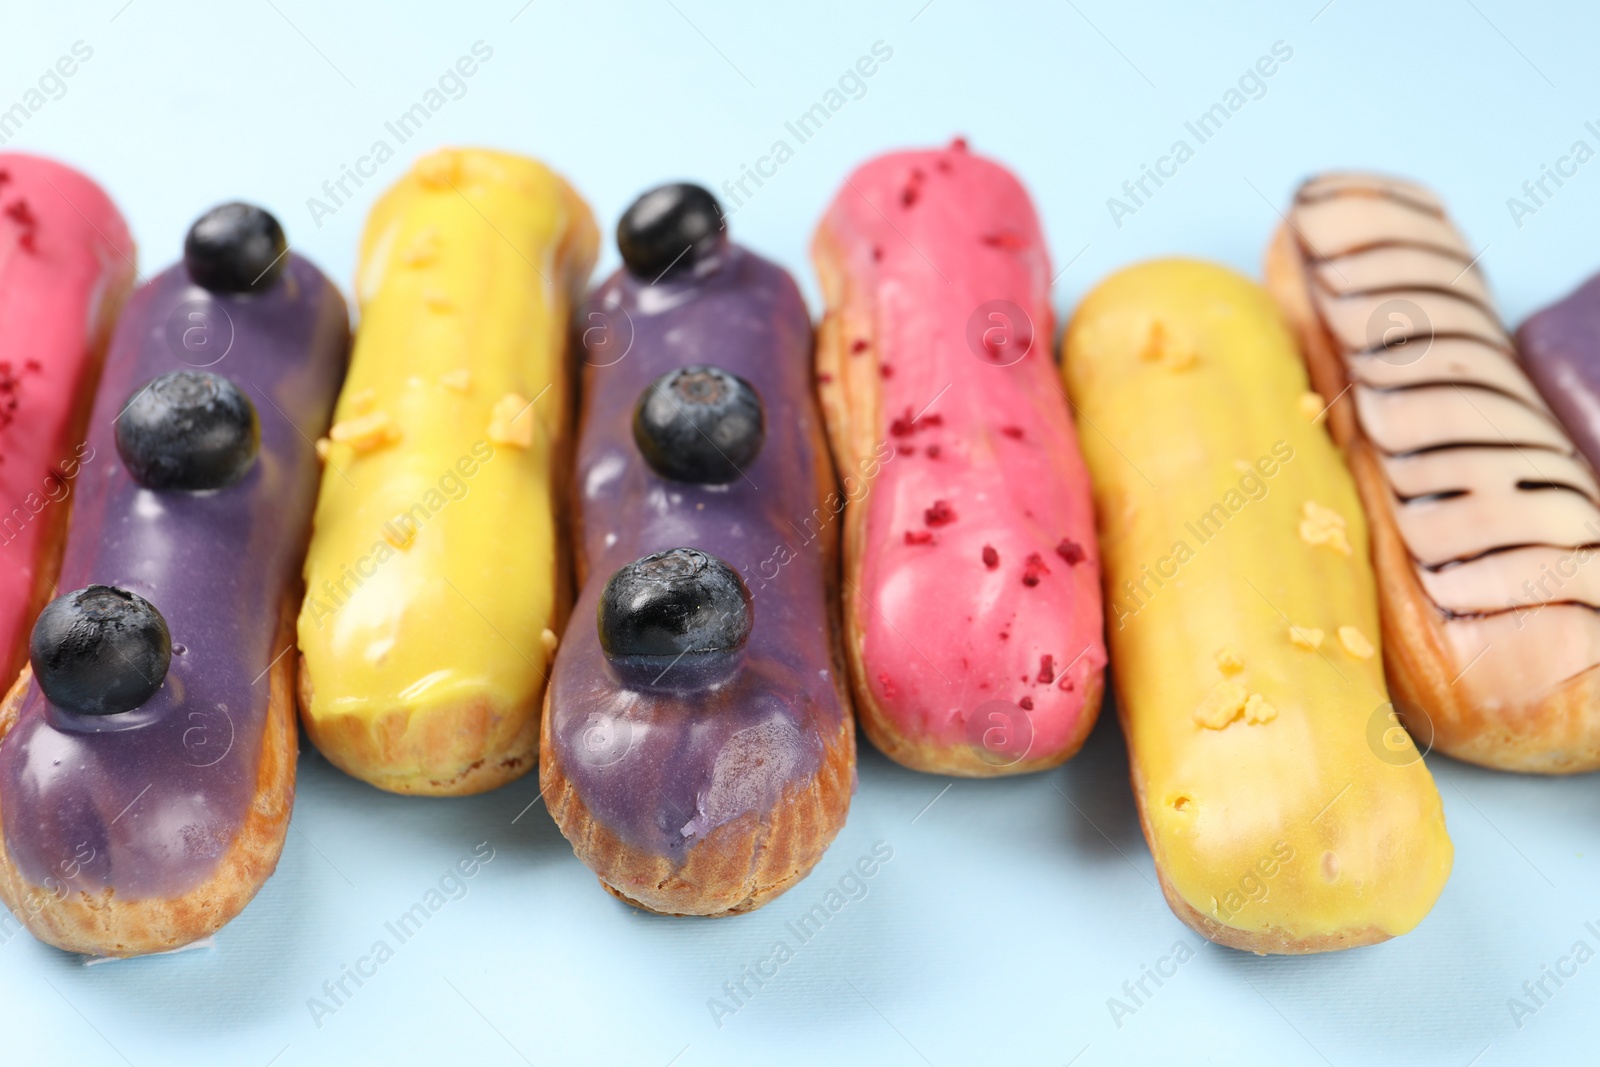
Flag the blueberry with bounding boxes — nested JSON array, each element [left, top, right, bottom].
[[183, 202, 288, 293], [616, 183, 726, 280], [115, 370, 259, 491], [30, 586, 171, 716], [598, 548, 752, 659], [633, 365, 764, 484]]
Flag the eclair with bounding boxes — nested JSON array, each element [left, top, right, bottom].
[[811, 140, 1105, 775], [1063, 259, 1452, 953], [297, 148, 596, 795], [1518, 271, 1600, 470], [1265, 173, 1600, 772], [0, 203, 349, 956], [542, 184, 853, 915], [0, 154, 135, 689]]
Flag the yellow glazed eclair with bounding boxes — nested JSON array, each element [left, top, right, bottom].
[[297, 148, 597, 795], [1063, 259, 1452, 953]]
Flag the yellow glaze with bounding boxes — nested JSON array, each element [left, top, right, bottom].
[[297, 147, 597, 795], [1063, 260, 1451, 951]]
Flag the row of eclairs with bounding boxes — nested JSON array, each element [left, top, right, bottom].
[[0, 143, 1596, 960]]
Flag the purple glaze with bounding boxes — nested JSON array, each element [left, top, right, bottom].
[[0, 254, 347, 899], [1519, 271, 1600, 472], [548, 241, 848, 862]]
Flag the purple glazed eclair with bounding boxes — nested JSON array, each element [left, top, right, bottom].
[[540, 183, 854, 916], [1519, 271, 1600, 471], [0, 204, 348, 956]]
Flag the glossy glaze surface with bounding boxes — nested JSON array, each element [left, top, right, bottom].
[[1064, 259, 1451, 944], [814, 142, 1104, 767], [0, 154, 135, 685], [548, 238, 846, 860], [0, 253, 347, 899], [1519, 269, 1600, 486], [297, 149, 594, 780]]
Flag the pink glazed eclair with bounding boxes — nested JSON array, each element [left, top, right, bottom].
[[812, 140, 1106, 775], [0, 155, 135, 689]]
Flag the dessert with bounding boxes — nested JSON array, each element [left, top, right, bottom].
[[0, 153, 135, 690], [297, 148, 596, 795], [1063, 258, 1452, 953], [811, 140, 1105, 775], [542, 183, 853, 915], [0, 203, 349, 956], [1266, 173, 1600, 772], [1517, 271, 1600, 469]]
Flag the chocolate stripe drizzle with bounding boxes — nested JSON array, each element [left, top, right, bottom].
[[1295, 183, 1446, 219], [1290, 179, 1600, 638]]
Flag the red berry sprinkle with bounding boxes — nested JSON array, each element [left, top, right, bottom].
[[982, 545, 999, 569], [0, 362, 24, 432], [1000, 426, 1024, 440], [925, 444, 941, 459], [1056, 539, 1085, 565], [880, 364, 895, 379], [925, 500, 956, 527], [1037, 655, 1055, 684], [890, 408, 939, 436], [851, 338, 869, 354], [5, 197, 39, 254], [871, 245, 883, 262], [817, 372, 833, 384], [900, 445, 916, 456], [1019, 696, 1034, 711], [905, 530, 933, 545], [999, 631, 1010, 641], [901, 185, 919, 208], [1022, 552, 1050, 587], [878, 673, 897, 699], [951, 136, 969, 152], [981, 230, 1027, 250]]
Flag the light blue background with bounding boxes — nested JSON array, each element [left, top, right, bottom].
[[2, 1, 1597, 1064]]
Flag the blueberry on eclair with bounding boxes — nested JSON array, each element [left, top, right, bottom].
[[632, 366, 764, 484], [114, 369, 260, 491], [599, 548, 752, 659], [616, 183, 725, 279], [29, 585, 171, 716], [183, 202, 288, 294]]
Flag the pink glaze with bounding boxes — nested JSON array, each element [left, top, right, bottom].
[[819, 142, 1106, 765], [0, 154, 134, 685]]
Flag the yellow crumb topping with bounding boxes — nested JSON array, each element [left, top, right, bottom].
[[1299, 500, 1352, 555], [1338, 625, 1374, 659], [1289, 625, 1325, 650], [487, 392, 534, 448], [329, 411, 400, 452], [1243, 693, 1277, 724], [1194, 681, 1249, 729]]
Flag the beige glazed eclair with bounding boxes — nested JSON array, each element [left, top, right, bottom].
[[1267, 173, 1600, 773]]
